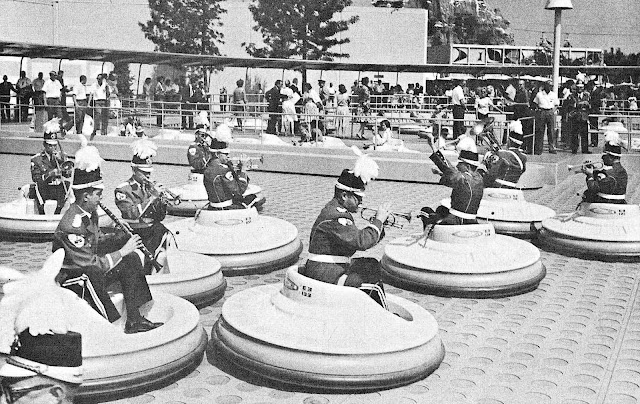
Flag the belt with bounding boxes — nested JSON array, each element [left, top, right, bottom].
[[307, 253, 351, 264], [495, 179, 520, 188], [597, 193, 626, 200], [208, 200, 233, 208], [449, 208, 476, 220], [123, 217, 155, 225], [540, 108, 553, 111]]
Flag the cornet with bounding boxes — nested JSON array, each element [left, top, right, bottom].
[[360, 207, 412, 229], [567, 161, 604, 174], [140, 176, 182, 205]]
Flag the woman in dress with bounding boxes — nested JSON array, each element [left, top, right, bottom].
[[335, 84, 350, 138], [232, 79, 247, 131]]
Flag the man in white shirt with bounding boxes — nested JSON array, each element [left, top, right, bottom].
[[533, 81, 559, 154], [451, 80, 466, 139], [88, 74, 110, 139], [42, 71, 63, 121], [72, 75, 88, 134]]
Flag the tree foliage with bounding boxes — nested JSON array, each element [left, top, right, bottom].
[[139, 0, 226, 56], [243, 0, 359, 62], [604, 48, 640, 83], [427, 0, 513, 46], [112, 63, 134, 98]]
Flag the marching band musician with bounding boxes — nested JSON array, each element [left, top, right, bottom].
[[53, 141, 162, 333], [187, 111, 212, 174], [30, 118, 72, 215], [582, 131, 627, 204], [115, 137, 170, 274], [203, 124, 255, 210], [420, 136, 484, 228], [300, 148, 391, 309], [482, 120, 527, 189]]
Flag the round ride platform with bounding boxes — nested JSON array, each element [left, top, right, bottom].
[[165, 208, 302, 276], [167, 173, 266, 216], [516, 163, 546, 190], [443, 188, 556, 238], [209, 266, 445, 392], [381, 223, 546, 298], [538, 202, 640, 261]]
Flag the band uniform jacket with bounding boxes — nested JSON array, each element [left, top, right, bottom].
[[203, 160, 249, 206], [304, 198, 384, 284], [115, 176, 167, 229], [52, 203, 152, 322], [585, 162, 628, 204], [431, 151, 484, 222], [187, 141, 210, 174], [483, 148, 527, 189], [31, 150, 69, 188]]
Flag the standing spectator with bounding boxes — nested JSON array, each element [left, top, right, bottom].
[[513, 80, 534, 154], [318, 79, 330, 107], [106, 73, 120, 119], [475, 87, 495, 120], [57, 71, 70, 122], [42, 71, 63, 121], [232, 79, 247, 131], [88, 74, 110, 138], [0, 75, 16, 122], [191, 81, 207, 112], [154, 76, 165, 127], [533, 81, 559, 154], [281, 87, 297, 136], [142, 77, 152, 101], [335, 84, 350, 138], [71, 75, 89, 134], [355, 77, 371, 139], [566, 81, 592, 154], [451, 79, 466, 139], [265, 79, 283, 134], [303, 83, 324, 136], [32, 71, 45, 107], [589, 81, 605, 147], [327, 82, 336, 108], [179, 76, 194, 129], [15, 70, 32, 122], [219, 87, 228, 112]]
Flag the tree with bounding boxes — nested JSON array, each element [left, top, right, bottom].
[[427, 0, 513, 46], [112, 62, 134, 98], [244, 0, 359, 83], [139, 0, 226, 85]]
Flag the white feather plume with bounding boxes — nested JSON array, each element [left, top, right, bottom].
[[456, 135, 478, 153], [351, 145, 379, 184], [194, 111, 210, 128], [131, 137, 158, 159], [74, 140, 103, 172], [0, 250, 72, 354], [215, 124, 233, 143], [604, 130, 621, 146], [576, 71, 586, 83], [43, 118, 61, 134], [508, 120, 523, 135], [82, 115, 94, 137]]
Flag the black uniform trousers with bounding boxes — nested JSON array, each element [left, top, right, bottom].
[[35, 183, 67, 214], [131, 222, 169, 274]]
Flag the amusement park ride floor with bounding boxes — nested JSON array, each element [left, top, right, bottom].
[[1, 153, 640, 404]]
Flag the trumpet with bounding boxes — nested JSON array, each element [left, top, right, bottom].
[[140, 176, 182, 205], [360, 207, 412, 229], [229, 154, 264, 172], [567, 161, 604, 174]]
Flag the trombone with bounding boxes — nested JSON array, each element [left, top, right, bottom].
[[567, 161, 604, 174], [360, 207, 412, 229]]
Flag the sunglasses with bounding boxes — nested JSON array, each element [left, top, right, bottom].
[[1, 379, 55, 403]]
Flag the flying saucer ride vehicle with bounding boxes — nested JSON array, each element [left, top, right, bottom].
[[210, 265, 445, 391]]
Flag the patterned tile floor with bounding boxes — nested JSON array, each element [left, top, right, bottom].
[[0, 153, 639, 404]]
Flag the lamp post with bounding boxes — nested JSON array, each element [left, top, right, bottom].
[[545, 0, 573, 96]]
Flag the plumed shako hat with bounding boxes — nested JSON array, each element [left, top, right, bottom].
[[335, 146, 379, 197], [72, 135, 104, 189], [131, 137, 157, 172]]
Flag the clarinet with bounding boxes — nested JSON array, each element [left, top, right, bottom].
[[98, 202, 163, 272]]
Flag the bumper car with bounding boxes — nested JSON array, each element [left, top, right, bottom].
[[516, 163, 546, 190], [0, 250, 207, 401], [442, 188, 556, 238], [166, 172, 266, 216], [538, 203, 640, 261], [381, 223, 546, 298], [147, 246, 226, 307], [210, 266, 445, 391], [165, 208, 303, 276], [0, 185, 110, 240]]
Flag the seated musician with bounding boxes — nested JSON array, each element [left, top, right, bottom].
[[115, 137, 171, 274], [203, 124, 254, 210], [300, 151, 391, 309], [187, 112, 212, 174], [53, 143, 162, 333], [30, 119, 73, 214], [582, 131, 627, 204], [482, 120, 527, 189], [420, 136, 484, 228]]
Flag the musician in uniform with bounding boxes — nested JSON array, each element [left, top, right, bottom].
[[115, 137, 170, 274], [52, 143, 162, 333], [203, 124, 253, 210], [420, 136, 484, 228], [187, 112, 212, 174], [582, 132, 627, 204], [482, 120, 527, 189], [567, 81, 592, 154], [300, 151, 391, 308], [30, 119, 72, 215]]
